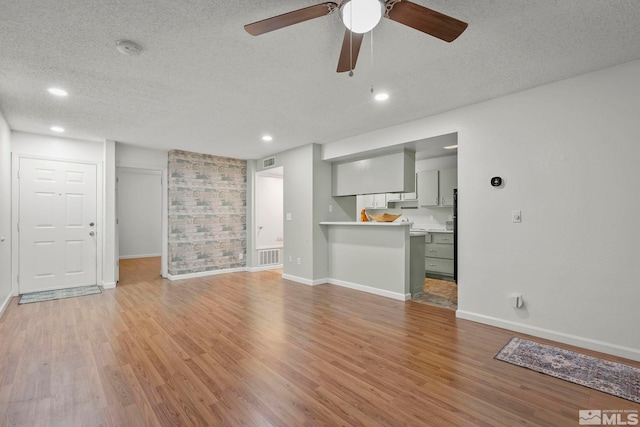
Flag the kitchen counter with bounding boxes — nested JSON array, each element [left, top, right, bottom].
[[320, 221, 424, 300], [319, 221, 411, 226]]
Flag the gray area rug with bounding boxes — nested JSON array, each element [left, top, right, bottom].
[[19, 285, 102, 304], [495, 337, 640, 403]]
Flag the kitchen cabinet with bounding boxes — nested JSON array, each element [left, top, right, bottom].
[[417, 170, 439, 207], [417, 168, 457, 207], [332, 150, 415, 196], [386, 173, 417, 202], [425, 232, 454, 277], [358, 193, 388, 209], [439, 168, 457, 207]]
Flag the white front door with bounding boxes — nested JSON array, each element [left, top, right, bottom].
[[19, 158, 97, 293]]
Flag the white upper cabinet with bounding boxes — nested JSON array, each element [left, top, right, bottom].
[[418, 170, 439, 207], [439, 168, 457, 207], [358, 193, 388, 209], [332, 150, 416, 196], [387, 173, 418, 203], [418, 168, 457, 207]]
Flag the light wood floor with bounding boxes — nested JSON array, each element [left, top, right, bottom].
[[1, 257, 638, 426]]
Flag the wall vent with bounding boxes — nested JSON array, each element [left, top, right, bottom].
[[262, 157, 276, 168], [258, 249, 280, 266]]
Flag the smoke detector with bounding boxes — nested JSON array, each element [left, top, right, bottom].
[[116, 39, 142, 56]]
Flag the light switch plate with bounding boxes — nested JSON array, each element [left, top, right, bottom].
[[512, 210, 522, 223], [286, 213, 292, 221]]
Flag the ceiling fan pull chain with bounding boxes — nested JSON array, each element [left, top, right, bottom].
[[370, 29, 375, 93], [349, 8, 354, 77]]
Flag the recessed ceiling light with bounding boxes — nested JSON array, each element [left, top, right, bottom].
[[374, 92, 389, 101], [262, 135, 273, 142], [50, 126, 65, 133], [444, 144, 458, 150], [48, 87, 68, 97]]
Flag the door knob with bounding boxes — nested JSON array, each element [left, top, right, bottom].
[[89, 222, 95, 227], [89, 231, 95, 236]]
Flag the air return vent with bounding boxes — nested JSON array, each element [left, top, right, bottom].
[[262, 157, 276, 168], [258, 249, 280, 266]]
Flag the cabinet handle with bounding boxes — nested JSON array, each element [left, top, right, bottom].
[[441, 238, 450, 241], [429, 264, 436, 266], [429, 250, 436, 252]]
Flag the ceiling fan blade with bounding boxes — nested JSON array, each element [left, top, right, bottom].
[[337, 30, 364, 73], [386, 1, 468, 42], [245, 3, 338, 36]]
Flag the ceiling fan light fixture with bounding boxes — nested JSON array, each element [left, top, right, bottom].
[[340, 0, 384, 34]]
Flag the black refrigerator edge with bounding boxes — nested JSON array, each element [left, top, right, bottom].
[[453, 188, 458, 283]]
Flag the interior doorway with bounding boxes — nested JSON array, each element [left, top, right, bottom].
[[116, 167, 163, 282], [254, 167, 284, 271]]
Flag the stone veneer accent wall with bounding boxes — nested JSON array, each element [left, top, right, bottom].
[[168, 150, 246, 276]]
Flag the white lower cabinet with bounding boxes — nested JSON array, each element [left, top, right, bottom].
[[425, 232, 454, 277]]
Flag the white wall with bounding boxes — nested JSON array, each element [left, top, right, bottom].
[[0, 110, 12, 314], [323, 60, 640, 361], [252, 144, 354, 283], [117, 168, 162, 258]]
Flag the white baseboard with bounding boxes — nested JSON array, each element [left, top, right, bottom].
[[328, 278, 411, 301], [167, 267, 247, 281], [101, 282, 117, 289], [0, 293, 13, 319], [456, 310, 640, 363], [247, 264, 283, 272], [281, 274, 327, 286], [119, 253, 161, 260]]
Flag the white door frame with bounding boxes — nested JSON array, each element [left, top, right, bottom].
[[115, 161, 168, 278], [11, 153, 103, 296]]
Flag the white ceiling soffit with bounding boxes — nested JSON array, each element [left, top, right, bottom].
[[1, 1, 640, 160]]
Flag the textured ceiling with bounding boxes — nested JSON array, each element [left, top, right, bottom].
[[1, 1, 640, 160]]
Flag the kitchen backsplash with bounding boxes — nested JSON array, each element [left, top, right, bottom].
[[359, 203, 453, 229]]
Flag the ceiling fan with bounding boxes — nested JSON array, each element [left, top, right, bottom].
[[244, 0, 468, 73]]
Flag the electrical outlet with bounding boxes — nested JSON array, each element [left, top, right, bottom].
[[296, 258, 301, 265], [289, 255, 292, 263], [329, 204, 333, 213], [239, 252, 243, 260], [286, 213, 292, 221]]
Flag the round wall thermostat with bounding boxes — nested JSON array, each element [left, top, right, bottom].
[[490, 176, 503, 187]]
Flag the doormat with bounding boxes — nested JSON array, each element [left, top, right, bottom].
[[19, 285, 102, 304], [495, 337, 640, 403]]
